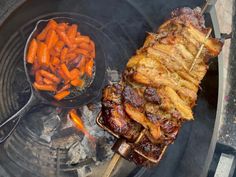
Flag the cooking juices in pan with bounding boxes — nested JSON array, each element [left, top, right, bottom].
[[26, 19, 96, 101]]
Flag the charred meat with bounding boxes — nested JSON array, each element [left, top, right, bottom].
[[101, 7, 223, 166]]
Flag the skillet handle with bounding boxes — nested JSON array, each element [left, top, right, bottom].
[[0, 93, 39, 143]]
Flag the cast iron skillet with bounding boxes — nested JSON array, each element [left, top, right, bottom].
[[0, 17, 105, 143]]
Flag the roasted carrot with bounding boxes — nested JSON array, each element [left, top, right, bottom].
[[37, 19, 58, 41], [75, 48, 90, 57], [52, 56, 60, 66], [43, 78, 54, 85], [66, 52, 77, 61], [37, 42, 50, 66], [45, 29, 58, 49], [54, 40, 65, 52], [57, 68, 70, 82], [57, 84, 70, 93], [76, 32, 81, 36], [67, 24, 78, 42], [70, 68, 81, 80], [49, 64, 56, 73], [75, 36, 90, 44], [40, 69, 60, 84], [71, 78, 84, 87], [78, 42, 92, 51], [56, 29, 73, 48], [85, 59, 94, 77], [31, 59, 40, 74], [35, 70, 43, 84], [50, 48, 60, 57], [54, 90, 70, 100], [27, 39, 38, 64], [60, 47, 68, 62], [33, 82, 56, 92], [57, 23, 68, 31], [61, 63, 71, 80]]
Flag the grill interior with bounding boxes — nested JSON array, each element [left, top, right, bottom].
[[0, 0, 220, 177]]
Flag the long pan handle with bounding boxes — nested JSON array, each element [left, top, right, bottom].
[[0, 93, 39, 143]]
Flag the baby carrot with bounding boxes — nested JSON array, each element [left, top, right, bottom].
[[60, 47, 68, 62], [37, 42, 50, 66], [78, 42, 92, 51], [57, 68, 70, 82], [74, 36, 90, 44], [37, 19, 58, 41], [43, 78, 54, 85], [61, 63, 71, 80], [56, 29, 73, 48], [52, 56, 60, 66], [40, 69, 60, 84], [54, 90, 70, 100], [66, 52, 77, 61], [85, 59, 94, 77], [54, 40, 65, 52], [35, 70, 43, 84], [57, 23, 68, 31], [67, 24, 78, 42], [45, 29, 58, 49], [75, 48, 90, 57], [33, 82, 56, 92], [70, 68, 81, 80], [50, 48, 60, 57], [27, 39, 38, 64], [71, 78, 84, 87]]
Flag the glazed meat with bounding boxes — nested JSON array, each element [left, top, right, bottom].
[[101, 7, 223, 166]]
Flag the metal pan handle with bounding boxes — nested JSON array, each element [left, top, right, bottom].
[[0, 92, 39, 143]]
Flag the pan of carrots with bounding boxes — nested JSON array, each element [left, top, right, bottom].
[[0, 17, 105, 143]]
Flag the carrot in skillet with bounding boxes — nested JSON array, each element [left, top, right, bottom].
[[75, 36, 90, 44], [57, 23, 68, 31], [40, 69, 60, 84], [43, 78, 54, 85], [66, 52, 77, 61], [78, 42, 92, 51], [49, 64, 56, 73], [45, 29, 58, 49], [37, 42, 50, 66], [57, 84, 70, 93], [67, 24, 78, 42], [71, 78, 85, 87], [57, 68, 70, 82], [54, 90, 70, 101], [50, 48, 60, 57], [70, 68, 81, 80], [60, 47, 68, 62], [54, 40, 65, 52], [33, 82, 56, 92], [35, 70, 43, 84], [61, 63, 72, 80], [75, 48, 90, 57], [37, 19, 57, 41], [85, 59, 94, 77], [27, 39, 38, 64], [52, 56, 60, 66], [56, 29, 73, 48]]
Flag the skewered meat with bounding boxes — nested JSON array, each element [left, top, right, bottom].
[[101, 7, 223, 166]]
